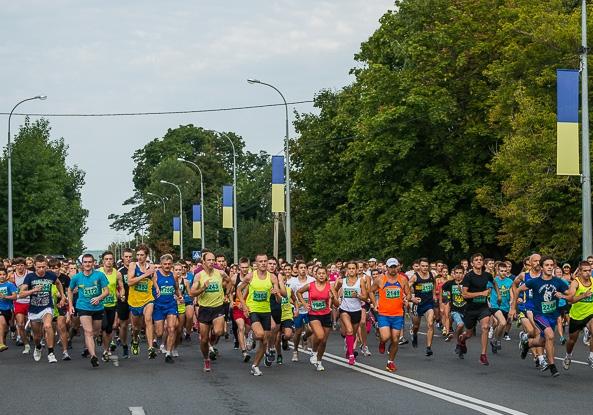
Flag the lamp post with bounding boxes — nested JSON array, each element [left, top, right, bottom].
[[219, 133, 238, 264], [7, 95, 47, 258], [581, 0, 592, 259], [146, 192, 167, 213], [177, 158, 205, 250], [247, 79, 292, 262], [160, 180, 183, 259]]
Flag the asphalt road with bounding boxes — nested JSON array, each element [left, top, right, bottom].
[[2, 320, 592, 415]]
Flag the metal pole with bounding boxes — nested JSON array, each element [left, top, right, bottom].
[[221, 133, 238, 264], [582, 0, 592, 259], [177, 158, 205, 250], [7, 95, 46, 258], [160, 180, 183, 259]]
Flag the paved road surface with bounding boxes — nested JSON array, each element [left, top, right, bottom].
[[2, 323, 591, 415]]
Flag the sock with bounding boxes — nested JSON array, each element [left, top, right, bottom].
[[48, 347, 54, 354], [346, 334, 355, 356]]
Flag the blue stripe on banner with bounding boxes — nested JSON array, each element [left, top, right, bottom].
[[557, 69, 579, 123], [193, 204, 201, 221], [222, 185, 233, 207], [173, 217, 180, 231], [272, 155, 284, 184]]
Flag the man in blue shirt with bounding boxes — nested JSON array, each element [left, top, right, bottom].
[[488, 262, 513, 353], [68, 253, 109, 368], [0, 267, 18, 351]]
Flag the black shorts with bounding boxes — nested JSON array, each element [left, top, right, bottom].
[[249, 312, 272, 331], [280, 319, 294, 331], [271, 308, 282, 325], [117, 300, 130, 321], [102, 307, 117, 334], [568, 314, 593, 334], [0, 309, 13, 321], [197, 305, 226, 325], [57, 307, 68, 317], [309, 313, 332, 328], [223, 302, 231, 321], [463, 307, 490, 330], [558, 304, 571, 315], [339, 309, 362, 325], [77, 310, 104, 321], [490, 309, 509, 320]]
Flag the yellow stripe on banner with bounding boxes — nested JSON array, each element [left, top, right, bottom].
[[557, 122, 580, 176], [173, 231, 181, 246], [193, 222, 201, 239], [222, 206, 233, 229], [272, 184, 285, 212]]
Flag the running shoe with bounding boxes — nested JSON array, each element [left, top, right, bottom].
[[159, 344, 166, 354], [309, 354, 318, 365], [47, 353, 57, 363], [0, 344, 7, 352], [122, 345, 129, 359], [209, 347, 217, 361], [519, 333, 529, 359], [361, 345, 371, 356], [563, 355, 571, 370], [110, 340, 117, 352], [204, 359, 211, 372], [412, 333, 418, 348], [165, 354, 174, 364], [233, 341, 239, 350], [242, 350, 251, 363], [81, 348, 90, 358], [539, 358, 549, 372], [62, 351, 71, 361], [425, 347, 433, 357], [22, 344, 30, 354], [503, 334, 511, 341], [131, 340, 139, 356], [496, 340, 502, 351], [172, 349, 179, 358], [490, 340, 497, 354], [583, 328, 590, 346], [559, 336, 567, 345], [264, 352, 273, 367], [315, 362, 325, 371], [90, 355, 99, 368], [348, 354, 356, 366], [281, 336, 289, 351], [33, 347, 42, 362], [292, 351, 299, 362], [16, 337, 23, 347], [378, 341, 385, 354], [479, 354, 489, 366], [588, 355, 593, 368], [444, 333, 453, 342], [549, 363, 559, 377], [398, 336, 409, 345], [268, 348, 276, 362], [488, 327, 494, 339], [276, 354, 283, 365], [102, 351, 110, 362], [148, 347, 157, 359], [250, 365, 262, 376], [385, 361, 397, 372]]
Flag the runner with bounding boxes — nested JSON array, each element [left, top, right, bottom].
[[369, 258, 410, 372], [563, 260, 593, 369], [153, 254, 181, 363], [173, 262, 188, 357], [335, 261, 366, 365], [441, 266, 467, 354], [0, 267, 18, 351], [297, 266, 339, 371], [116, 248, 133, 358], [182, 262, 195, 342], [409, 258, 436, 356], [19, 255, 66, 363], [231, 257, 252, 362], [12, 257, 31, 353], [488, 261, 513, 354], [49, 258, 71, 360], [276, 271, 297, 365], [98, 251, 124, 362], [458, 253, 500, 366], [237, 253, 285, 376], [287, 261, 315, 362], [267, 256, 281, 366], [68, 254, 109, 368], [127, 244, 157, 359], [514, 256, 569, 377], [191, 251, 231, 372]]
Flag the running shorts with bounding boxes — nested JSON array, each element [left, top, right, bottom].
[[116, 299, 130, 321], [309, 313, 332, 328], [377, 315, 404, 330], [462, 307, 490, 330], [78, 309, 104, 321], [294, 313, 309, 329], [249, 312, 272, 331], [153, 303, 178, 321], [198, 305, 225, 325], [534, 314, 557, 335], [339, 308, 362, 325], [129, 302, 153, 317], [568, 314, 593, 334]]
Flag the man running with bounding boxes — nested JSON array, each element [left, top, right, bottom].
[[12, 257, 32, 353], [0, 267, 18, 351], [409, 258, 436, 356], [231, 257, 252, 362], [116, 248, 133, 358], [441, 266, 467, 354], [98, 251, 124, 362], [488, 261, 513, 354], [287, 261, 315, 361], [153, 254, 181, 363]]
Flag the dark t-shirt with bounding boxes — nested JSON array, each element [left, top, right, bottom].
[[462, 270, 494, 311], [118, 266, 129, 298], [441, 280, 466, 312], [57, 273, 70, 310], [23, 271, 59, 314], [525, 277, 569, 318]]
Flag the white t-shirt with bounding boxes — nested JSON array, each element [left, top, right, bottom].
[[288, 276, 315, 314], [14, 271, 32, 304]]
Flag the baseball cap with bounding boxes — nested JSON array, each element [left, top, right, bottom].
[[368, 257, 377, 262], [386, 258, 399, 267]]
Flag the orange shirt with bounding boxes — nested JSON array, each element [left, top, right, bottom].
[[378, 274, 407, 317]]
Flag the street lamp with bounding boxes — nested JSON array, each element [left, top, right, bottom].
[[177, 158, 205, 250], [219, 133, 238, 264], [146, 192, 167, 213], [7, 95, 47, 258], [160, 180, 184, 259], [247, 79, 292, 262]]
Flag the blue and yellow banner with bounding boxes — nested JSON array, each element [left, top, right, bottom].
[[222, 185, 233, 229], [557, 69, 580, 176], [271, 155, 285, 213], [192, 204, 202, 239], [173, 216, 181, 246]]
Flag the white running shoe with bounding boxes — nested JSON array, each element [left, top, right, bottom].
[[159, 344, 166, 354], [250, 365, 263, 376], [361, 345, 371, 357], [310, 354, 318, 365], [587, 355, 593, 368], [292, 351, 299, 362], [316, 362, 325, 371], [583, 328, 591, 346], [172, 349, 179, 358], [488, 327, 494, 340], [33, 347, 42, 362], [47, 352, 57, 363], [563, 355, 571, 370], [22, 344, 31, 354]]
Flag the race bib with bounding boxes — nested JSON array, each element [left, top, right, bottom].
[[343, 289, 357, 298], [281, 296, 289, 305], [581, 295, 593, 303], [252, 290, 267, 301], [386, 287, 400, 299], [136, 281, 148, 293], [421, 283, 433, 293], [311, 300, 326, 311], [160, 285, 175, 296], [474, 295, 487, 303], [83, 286, 99, 298], [0, 287, 8, 296], [205, 282, 220, 293], [542, 300, 556, 314], [103, 295, 115, 304]]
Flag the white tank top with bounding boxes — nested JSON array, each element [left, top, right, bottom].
[[340, 277, 362, 312], [14, 272, 31, 304]]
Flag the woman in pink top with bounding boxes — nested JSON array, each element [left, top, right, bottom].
[[297, 267, 339, 371]]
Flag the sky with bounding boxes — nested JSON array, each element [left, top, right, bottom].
[[1, 0, 394, 251]]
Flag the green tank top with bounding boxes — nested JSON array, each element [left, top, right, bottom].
[[569, 277, 593, 321], [281, 286, 293, 321], [99, 267, 118, 308], [197, 269, 224, 308], [246, 271, 272, 313]]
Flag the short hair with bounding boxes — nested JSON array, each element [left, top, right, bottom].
[[452, 265, 464, 273], [255, 253, 268, 260], [295, 260, 306, 268], [48, 258, 61, 268], [102, 250, 114, 259], [580, 260, 591, 268], [135, 244, 150, 255], [539, 255, 555, 266], [470, 253, 484, 262], [13, 257, 26, 265], [485, 258, 494, 264], [0, 267, 6, 274], [215, 253, 225, 260], [34, 255, 47, 264], [122, 248, 134, 255], [82, 253, 95, 262], [418, 257, 429, 264], [160, 254, 174, 263], [239, 257, 250, 265]]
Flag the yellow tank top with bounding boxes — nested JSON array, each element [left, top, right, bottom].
[[246, 271, 272, 313], [197, 269, 224, 308], [99, 267, 118, 308], [281, 286, 293, 321], [569, 277, 593, 321], [128, 264, 154, 307]]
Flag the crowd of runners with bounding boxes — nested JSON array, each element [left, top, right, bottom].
[[0, 246, 592, 378]]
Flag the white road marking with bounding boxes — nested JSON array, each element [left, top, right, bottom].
[[128, 407, 146, 415]]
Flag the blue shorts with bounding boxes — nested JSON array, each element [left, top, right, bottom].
[[534, 314, 557, 336], [377, 315, 404, 330], [414, 301, 434, 317], [451, 311, 465, 328], [130, 302, 153, 317], [294, 313, 309, 329], [153, 303, 178, 321]]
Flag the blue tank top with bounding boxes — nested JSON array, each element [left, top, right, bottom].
[[523, 272, 539, 311], [154, 270, 177, 307]]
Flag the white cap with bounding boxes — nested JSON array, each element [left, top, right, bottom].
[[386, 258, 399, 267], [368, 258, 377, 262]]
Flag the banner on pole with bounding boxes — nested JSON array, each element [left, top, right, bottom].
[[271, 155, 285, 212], [192, 204, 202, 239], [173, 217, 181, 246], [557, 69, 580, 176], [222, 185, 233, 229]]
